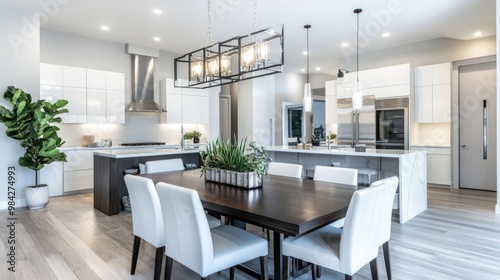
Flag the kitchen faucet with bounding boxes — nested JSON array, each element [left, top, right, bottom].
[[180, 125, 184, 151]]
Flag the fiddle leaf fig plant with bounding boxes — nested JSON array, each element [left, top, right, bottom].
[[0, 86, 68, 186]]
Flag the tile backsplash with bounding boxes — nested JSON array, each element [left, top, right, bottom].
[[57, 113, 209, 147]]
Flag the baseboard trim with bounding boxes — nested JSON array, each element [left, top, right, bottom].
[[0, 199, 26, 210]]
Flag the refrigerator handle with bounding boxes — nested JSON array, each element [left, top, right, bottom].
[[351, 112, 356, 147]]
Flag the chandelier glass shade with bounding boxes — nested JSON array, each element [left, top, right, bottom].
[[174, 24, 284, 88]]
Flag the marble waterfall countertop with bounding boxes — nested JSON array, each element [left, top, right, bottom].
[[266, 145, 428, 224]]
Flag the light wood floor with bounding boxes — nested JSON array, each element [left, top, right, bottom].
[[1, 188, 500, 280]]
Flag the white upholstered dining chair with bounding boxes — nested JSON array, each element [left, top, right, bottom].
[[145, 158, 185, 174], [282, 176, 398, 280], [156, 182, 269, 280], [267, 162, 303, 178], [124, 175, 165, 280]]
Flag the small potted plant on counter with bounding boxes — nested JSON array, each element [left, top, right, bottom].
[[0, 86, 68, 209], [184, 130, 202, 143]]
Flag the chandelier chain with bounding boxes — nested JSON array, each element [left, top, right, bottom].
[[253, 0, 257, 31], [207, 0, 212, 45]]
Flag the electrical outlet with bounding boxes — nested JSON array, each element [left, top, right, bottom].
[[331, 162, 341, 167]]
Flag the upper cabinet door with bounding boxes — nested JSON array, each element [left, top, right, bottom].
[[415, 65, 433, 87], [87, 89, 106, 123], [106, 90, 125, 124], [63, 66, 86, 88], [62, 87, 87, 123], [432, 63, 451, 85], [40, 63, 63, 86], [87, 69, 106, 89], [106, 72, 125, 91]]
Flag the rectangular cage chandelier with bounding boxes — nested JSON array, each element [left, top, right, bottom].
[[174, 24, 284, 89]]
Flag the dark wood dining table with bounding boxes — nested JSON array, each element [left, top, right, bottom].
[[140, 169, 359, 280]]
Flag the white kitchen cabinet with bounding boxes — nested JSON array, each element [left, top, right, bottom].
[[160, 79, 209, 124], [325, 80, 337, 125], [415, 63, 451, 123], [87, 69, 106, 89], [62, 87, 87, 123], [63, 150, 95, 193], [40, 63, 62, 86], [40, 162, 63, 197], [106, 71, 125, 91], [87, 89, 106, 123], [40, 85, 62, 103], [63, 66, 86, 88], [106, 90, 125, 123], [411, 146, 450, 185]]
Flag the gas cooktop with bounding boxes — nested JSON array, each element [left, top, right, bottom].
[[121, 142, 166, 146]]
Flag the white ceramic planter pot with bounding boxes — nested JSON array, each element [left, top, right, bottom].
[[25, 184, 49, 210]]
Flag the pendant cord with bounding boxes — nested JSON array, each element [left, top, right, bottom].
[[356, 10, 359, 84], [306, 26, 310, 83], [207, 0, 212, 45]]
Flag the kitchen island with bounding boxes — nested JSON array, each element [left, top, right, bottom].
[[93, 148, 201, 215], [265, 146, 427, 224]]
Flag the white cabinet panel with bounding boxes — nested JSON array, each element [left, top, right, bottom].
[[433, 63, 451, 85], [182, 94, 198, 124], [415, 86, 433, 123], [432, 84, 451, 122], [363, 84, 410, 99], [428, 154, 450, 185], [62, 87, 87, 123], [40, 162, 63, 197], [64, 150, 94, 171], [87, 69, 106, 89], [164, 93, 183, 123], [325, 94, 337, 125], [64, 170, 93, 192], [40, 85, 62, 103], [87, 89, 106, 123], [199, 96, 209, 123], [106, 71, 125, 91], [360, 64, 411, 88], [40, 63, 62, 86], [63, 66, 86, 88], [106, 90, 125, 123], [415, 65, 432, 87]]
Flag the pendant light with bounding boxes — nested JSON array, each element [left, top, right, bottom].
[[303, 24, 312, 112], [353, 8, 363, 110]]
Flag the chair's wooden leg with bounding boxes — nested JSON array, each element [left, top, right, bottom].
[[153, 247, 164, 280], [383, 241, 392, 280], [230, 267, 235, 280], [316, 265, 322, 278], [283, 255, 290, 280], [164, 256, 173, 280], [370, 258, 379, 280], [345, 275, 352, 280], [311, 264, 317, 280], [131, 236, 141, 274], [259, 255, 268, 280]]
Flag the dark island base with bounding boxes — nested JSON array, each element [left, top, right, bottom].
[[94, 153, 201, 216]]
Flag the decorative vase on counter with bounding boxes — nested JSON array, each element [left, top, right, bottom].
[[204, 168, 263, 189]]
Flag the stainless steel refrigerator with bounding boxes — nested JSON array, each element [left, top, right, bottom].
[[337, 95, 376, 147]]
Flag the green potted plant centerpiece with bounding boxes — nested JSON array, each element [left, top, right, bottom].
[[201, 138, 266, 189], [0, 86, 68, 209], [184, 130, 202, 143]]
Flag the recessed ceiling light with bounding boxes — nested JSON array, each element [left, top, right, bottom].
[[154, 37, 161, 41], [315, 67, 321, 71], [301, 69, 305, 72], [341, 42, 349, 47], [303, 51, 308, 55], [474, 31, 482, 37], [100, 26, 109, 31], [153, 9, 162, 15], [382, 32, 390, 38]]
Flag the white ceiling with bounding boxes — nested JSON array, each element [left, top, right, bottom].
[[2, 0, 495, 76]]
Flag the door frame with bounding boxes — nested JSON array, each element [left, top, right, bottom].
[[451, 55, 496, 190]]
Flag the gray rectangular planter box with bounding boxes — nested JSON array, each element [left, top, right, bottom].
[[204, 168, 263, 189]]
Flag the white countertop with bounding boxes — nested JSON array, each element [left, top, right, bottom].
[[93, 148, 201, 158], [265, 146, 425, 158], [60, 143, 205, 151]]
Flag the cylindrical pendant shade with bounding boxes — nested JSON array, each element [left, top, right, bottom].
[[304, 83, 312, 112]]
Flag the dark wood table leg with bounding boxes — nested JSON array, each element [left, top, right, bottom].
[[273, 231, 283, 280]]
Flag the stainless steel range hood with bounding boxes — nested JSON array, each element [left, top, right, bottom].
[[126, 54, 165, 112]]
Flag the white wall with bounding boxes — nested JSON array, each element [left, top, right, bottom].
[[496, 0, 500, 213], [0, 6, 41, 208], [274, 72, 305, 145]]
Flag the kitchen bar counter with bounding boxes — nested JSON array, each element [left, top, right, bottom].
[[265, 146, 427, 224], [93, 149, 201, 215], [60, 143, 205, 151]]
